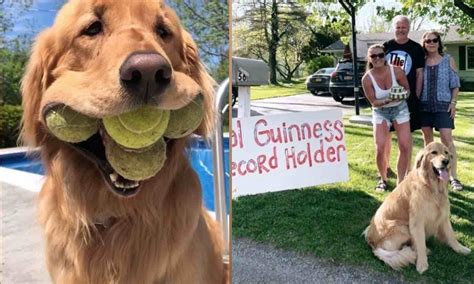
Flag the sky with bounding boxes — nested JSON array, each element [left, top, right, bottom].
[[2, 0, 62, 41]]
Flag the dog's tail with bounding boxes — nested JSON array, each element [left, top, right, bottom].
[[361, 225, 370, 240], [373, 246, 416, 270]]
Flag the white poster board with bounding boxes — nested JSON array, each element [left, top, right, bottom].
[[231, 109, 349, 197]]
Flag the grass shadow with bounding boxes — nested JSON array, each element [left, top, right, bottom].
[[233, 187, 473, 282]]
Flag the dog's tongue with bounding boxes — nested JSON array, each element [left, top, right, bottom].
[[438, 169, 449, 181]]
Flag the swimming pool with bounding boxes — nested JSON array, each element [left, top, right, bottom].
[[0, 137, 230, 212]]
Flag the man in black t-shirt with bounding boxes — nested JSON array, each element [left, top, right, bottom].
[[382, 15, 424, 181]]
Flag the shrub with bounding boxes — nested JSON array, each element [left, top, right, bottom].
[[0, 105, 23, 148], [305, 55, 335, 75]]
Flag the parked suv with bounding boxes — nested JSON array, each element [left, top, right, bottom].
[[305, 67, 335, 95], [329, 59, 366, 102]]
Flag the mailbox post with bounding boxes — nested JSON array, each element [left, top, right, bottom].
[[232, 57, 269, 117]]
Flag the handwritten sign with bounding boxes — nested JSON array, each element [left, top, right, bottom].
[[231, 109, 349, 196]]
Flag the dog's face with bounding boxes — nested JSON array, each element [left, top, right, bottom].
[[20, 0, 215, 197], [415, 142, 452, 182]]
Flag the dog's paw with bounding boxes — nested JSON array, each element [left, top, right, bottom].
[[416, 259, 428, 274], [455, 245, 471, 255]]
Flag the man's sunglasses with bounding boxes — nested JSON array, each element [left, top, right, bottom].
[[369, 53, 385, 59], [425, 38, 439, 44]]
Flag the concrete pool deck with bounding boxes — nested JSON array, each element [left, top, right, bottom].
[[1, 180, 51, 283], [0, 164, 223, 284]]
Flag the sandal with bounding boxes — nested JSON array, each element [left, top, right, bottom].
[[375, 179, 388, 192], [450, 178, 463, 191]]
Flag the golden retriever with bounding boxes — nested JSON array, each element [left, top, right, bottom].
[[20, 0, 227, 283], [363, 142, 470, 274]]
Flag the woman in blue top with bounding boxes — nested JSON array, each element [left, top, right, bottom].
[[362, 44, 411, 191], [420, 31, 463, 191]]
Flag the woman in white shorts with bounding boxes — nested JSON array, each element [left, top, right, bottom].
[[362, 44, 412, 191]]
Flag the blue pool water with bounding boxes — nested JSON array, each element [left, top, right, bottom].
[[0, 138, 230, 212]]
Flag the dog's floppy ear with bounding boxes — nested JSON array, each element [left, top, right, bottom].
[[415, 148, 425, 169], [20, 29, 55, 147], [182, 30, 216, 138]]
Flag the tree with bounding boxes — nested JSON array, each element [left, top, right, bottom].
[[0, 2, 33, 105], [0, 40, 28, 105], [171, 0, 229, 82], [234, 0, 307, 84], [276, 20, 310, 81], [377, 0, 474, 35]]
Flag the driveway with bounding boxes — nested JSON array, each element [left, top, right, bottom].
[[232, 93, 370, 117]]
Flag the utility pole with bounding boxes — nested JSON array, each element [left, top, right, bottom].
[[338, 0, 360, 115]]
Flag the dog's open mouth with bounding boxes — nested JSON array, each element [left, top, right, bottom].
[[432, 165, 449, 181], [42, 96, 202, 197], [74, 129, 146, 197], [41, 103, 168, 198]]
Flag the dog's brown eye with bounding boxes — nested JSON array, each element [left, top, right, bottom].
[[83, 21, 103, 36], [156, 25, 171, 39], [431, 151, 438, 155]]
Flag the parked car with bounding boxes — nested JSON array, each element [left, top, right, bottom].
[[329, 59, 366, 102], [305, 67, 335, 95]]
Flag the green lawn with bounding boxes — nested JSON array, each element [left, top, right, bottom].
[[250, 79, 307, 100], [232, 92, 474, 282]]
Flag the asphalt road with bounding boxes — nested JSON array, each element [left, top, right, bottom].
[[232, 238, 412, 284]]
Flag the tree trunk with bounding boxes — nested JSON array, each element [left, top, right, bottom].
[[268, 0, 279, 84]]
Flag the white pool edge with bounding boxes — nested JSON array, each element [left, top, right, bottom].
[[0, 167, 44, 192]]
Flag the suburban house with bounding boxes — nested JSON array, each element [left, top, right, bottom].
[[322, 27, 474, 90]]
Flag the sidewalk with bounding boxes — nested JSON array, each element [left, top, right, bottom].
[[232, 238, 414, 284]]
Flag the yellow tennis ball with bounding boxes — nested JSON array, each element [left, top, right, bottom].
[[45, 106, 98, 143], [103, 106, 170, 149], [106, 138, 166, 181], [164, 97, 204, 139]]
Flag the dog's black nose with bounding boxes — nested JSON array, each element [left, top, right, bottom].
[[120, 52, 171, 103], [442, 159, 449, 166]]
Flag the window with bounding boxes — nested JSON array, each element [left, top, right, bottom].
[[467, 45, 474, 70]]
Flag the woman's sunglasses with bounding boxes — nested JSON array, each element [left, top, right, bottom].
[[425, 38, 439, 44], [369, 53, 385, 59]]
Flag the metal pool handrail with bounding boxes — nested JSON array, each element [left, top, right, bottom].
[[212, 78, 229, 260]]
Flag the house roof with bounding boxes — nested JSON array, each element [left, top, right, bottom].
[[325, 26, 474, 59], [322, 40, 345, 52]]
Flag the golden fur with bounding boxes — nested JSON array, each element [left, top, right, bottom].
[[364, 142, 471, 274], [20, 1, 227, 283]]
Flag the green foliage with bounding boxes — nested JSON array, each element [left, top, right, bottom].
[[377, 0, 474, 35], [305, 55, 335, 74], [0, 105, 22, 148], [171, 0, 228, 82], [0, 41, 28, 105], [233, 1, 308, 84]]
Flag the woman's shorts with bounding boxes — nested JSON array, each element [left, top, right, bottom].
[[372, 101, 410, 129], [420, 111, 455, 130]]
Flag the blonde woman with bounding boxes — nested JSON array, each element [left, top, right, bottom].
[[420, 31, 463, 190], [362, 44, 412, 191]]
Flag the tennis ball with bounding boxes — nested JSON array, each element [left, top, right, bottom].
[[106, 138, 166, 181], [103, 106, 170, 149], [164, 96, 204, 139], [45, 106, 98, 143]]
